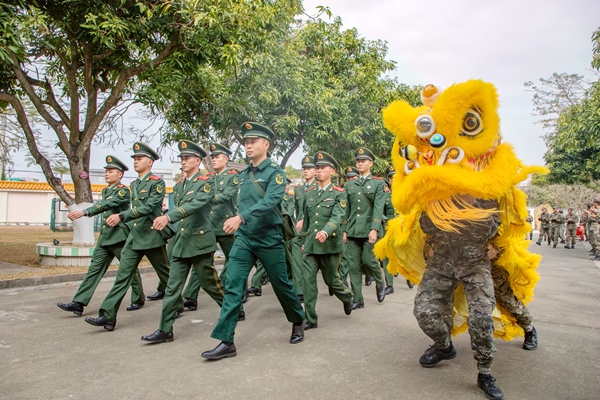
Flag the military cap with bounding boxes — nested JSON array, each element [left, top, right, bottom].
[[345, 166, 359, 177], [355, 147, 375, 161], [131, 142, 160, 161], [301, 156, 316, 168], [178, 140, 207, 158], [241, 122, 274, 141], [104, 155, 129, 172], [314, 151, 339, 170], [386, 165, 396, 177], [209, 143, 232, 157]]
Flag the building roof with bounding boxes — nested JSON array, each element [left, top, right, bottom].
[[0, 181, 173, 194]]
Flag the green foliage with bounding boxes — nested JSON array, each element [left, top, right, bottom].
[[522, 183, 599, 210]]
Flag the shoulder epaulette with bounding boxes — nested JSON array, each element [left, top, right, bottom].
[[117, 184, 125, 188], [150, 175, 160, 180], [271, 162, 278, 168], [333, 185, 344, 192], [373, 176, 383, 180], [228, 169, 238, 174], [207, 171, 215, 175], [198, 175, 210, 181], [306, 186, 316, 192]]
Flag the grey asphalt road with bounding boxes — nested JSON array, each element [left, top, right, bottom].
[[0, 243, 599, 400]]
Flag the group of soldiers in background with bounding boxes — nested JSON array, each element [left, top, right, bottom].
[[536, 201, 600, 260]]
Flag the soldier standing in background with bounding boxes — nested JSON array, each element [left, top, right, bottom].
[[564, 208, 579, 249], [536, 207, 551, 246], [558, 210, 566, 244], [549, 208, 564, 248], [590, 201, 600, 261], [580, 206, 590, 241]]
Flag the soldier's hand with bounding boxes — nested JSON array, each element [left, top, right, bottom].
[[368, 229, 377, 244], [315, 231, 327, 243], [106, 214, 121, 227], [223, 215, 242, 234], [487, 244, 498, 260], [68, 211, 84, 221], [343, 232, 347, 244], [153, 215, 169, 231], [296, 219, 303, 231]]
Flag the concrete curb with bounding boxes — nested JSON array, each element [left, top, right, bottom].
[[0, 259, 224, 290]]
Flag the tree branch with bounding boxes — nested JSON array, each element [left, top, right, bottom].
[[279, 131, 303, 167], [83, 42, 98, 134]]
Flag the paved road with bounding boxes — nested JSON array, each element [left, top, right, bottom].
[[0, 243, 598, 399]]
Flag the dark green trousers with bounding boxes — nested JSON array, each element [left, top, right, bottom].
[[72, 242, 145, 306], [339, 244, 350, 286], [381, 258, 394, 287], [159, 252, 224, 332], [250, 260, 267, 288], [183, 235, 235, 299], [99, 245, 170, 322], [291, 235, 305, 296], [303, 253, 353, 325], [211, 234, 305, 343], [346, 237, 384, 302]]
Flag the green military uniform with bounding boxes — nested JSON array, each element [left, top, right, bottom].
[[343, 148, 386, 305], [549, 210, 564, 247], [62, 156, 144, 311], [157, 141, 224, 334], [210, 123, 305, 344], [536, 210, 551, 245], [339, 166, 359, 285], [301, 152, 353, 327], [564, 210, 579, 248], [183, 143, 239, 301], [95, 143, 171, 324]]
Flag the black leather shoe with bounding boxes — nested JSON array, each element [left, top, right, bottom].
[[202, 342, 237, 360], [536, 242, 541, 246], [305, 323, 318, 330], [175, 310, 183, 319], [126, 303, 144, 311], [298, 294, 304, 303], [376, 285, 386, 302], [564, 245, 571, 249], [329, 286, 334, 296], [365, 275, 374, 286], [238, 311, 245, 321], [592, 256, 600, 261], [261, 275, 269, 285], [522, 326, 538, 350], [560, 240, 565, 244], [84, 316, 115, 331], [183, 298, 197, 311], [477, 373, 504, 399], [419, 343, 457, 367], [146, 291, 165, 301], [141, 329, 173, 343], [352, 300, 364, 310], [343, 301, 353, 315], [406, 280, 415, 289], [247, 287, 262, 296], [385, 286, 394, 295], [57, 301, 84, 316], [553, 244, 556, 248], [290, 321, 305, 344], [241, 291, 249, 304]]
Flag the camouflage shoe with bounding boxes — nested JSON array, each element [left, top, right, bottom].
[[419, 343, 457, 368], [477, 374, 504, 399]]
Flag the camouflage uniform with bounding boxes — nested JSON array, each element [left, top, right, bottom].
[[414, 198, 500, 374], [564, 210, 579, 247], [558, 211, 566, 243], [589, 209, 599, 255], [580, 210, 589, 241], [491, 264, 532, 331], [536, 211, 550, 245], [549, 210, 564, 246]]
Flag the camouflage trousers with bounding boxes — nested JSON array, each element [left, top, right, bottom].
[[414, 262, 496, 374], [537, 226, 550, 244], [589, 224, 598, 252], [550, 226, 561, 245], [491, 265, 532, 331], [565, 227, 577, 247]]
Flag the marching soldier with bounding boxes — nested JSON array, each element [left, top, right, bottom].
[[338, 166, 359, 286], [141, 140, 227, 343], [564, 208, 579, 249], [549, 208, 564, 248], [84, 142, 171, 331], [343, 147, 386, 309], [580, 206, 590, 241], [536, 207, 551, 246], [301, 151, 353, 330], [57, 156, 145, 315], [381, 165, 396, 293], [201, 122, 306, 360], [558, 210, 566, 244], [590, 202, 600, 261], [182, 143, 240, 311]]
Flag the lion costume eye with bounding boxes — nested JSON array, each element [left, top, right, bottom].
[[415, 115, 436, 138], [461, 109, 483, 137]]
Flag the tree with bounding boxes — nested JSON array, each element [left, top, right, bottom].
[[521, 183, 599, 210], [0, 0, 301, 208]]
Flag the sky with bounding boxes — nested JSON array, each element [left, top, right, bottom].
[[9, 0, 600, 181]]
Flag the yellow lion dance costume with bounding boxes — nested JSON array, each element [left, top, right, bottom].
[[374, 80, 548, 340]]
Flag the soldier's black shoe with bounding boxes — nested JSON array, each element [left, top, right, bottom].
[[298, 294, 304, 303], [536, 242, 541, 246], [343, 301, 353, 315], [141, 329, 173, 343], [183, 298, 197, 311], [352, 300, 364, 310], [376, 285, 386, 302], [477, 373, 504, 399], [591, 256, 600, 261], [365, 275, 374, 286], [241, 291, 249, 304], [329, 286, 334, 296], [57, 301, 84, 316], [84, 316, 115, 331], [126, 303, 144, 311], [419, 343, 457, 368], [385, 286, 394, 295], [238, 311, 245, 321], [261, 276, 269, 286], [146, 291, 165, 301], [523, 326, 538, 350], [407, 280, 415, 289], [247, 287, 262, 296], [560, 240, 566, 244], [564, 245, 571, 249], [553, 244, 557, 248], [202, 342, 237, 360], [290, 321, 305, 344], [305, 323, 318, 330]]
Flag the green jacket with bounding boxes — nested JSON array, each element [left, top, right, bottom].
[[86, 182, 130, 247], [166, 171, 217, 258], [294, 180, 316, 223], [237, 157, 286, 242], [383, 186, 396, 232], [343, 174, 386, 238], [282, 191, 296, 221], [301, 183, 347, 255], [208, 168, 239, 236], [121, 172, 167, 250]]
